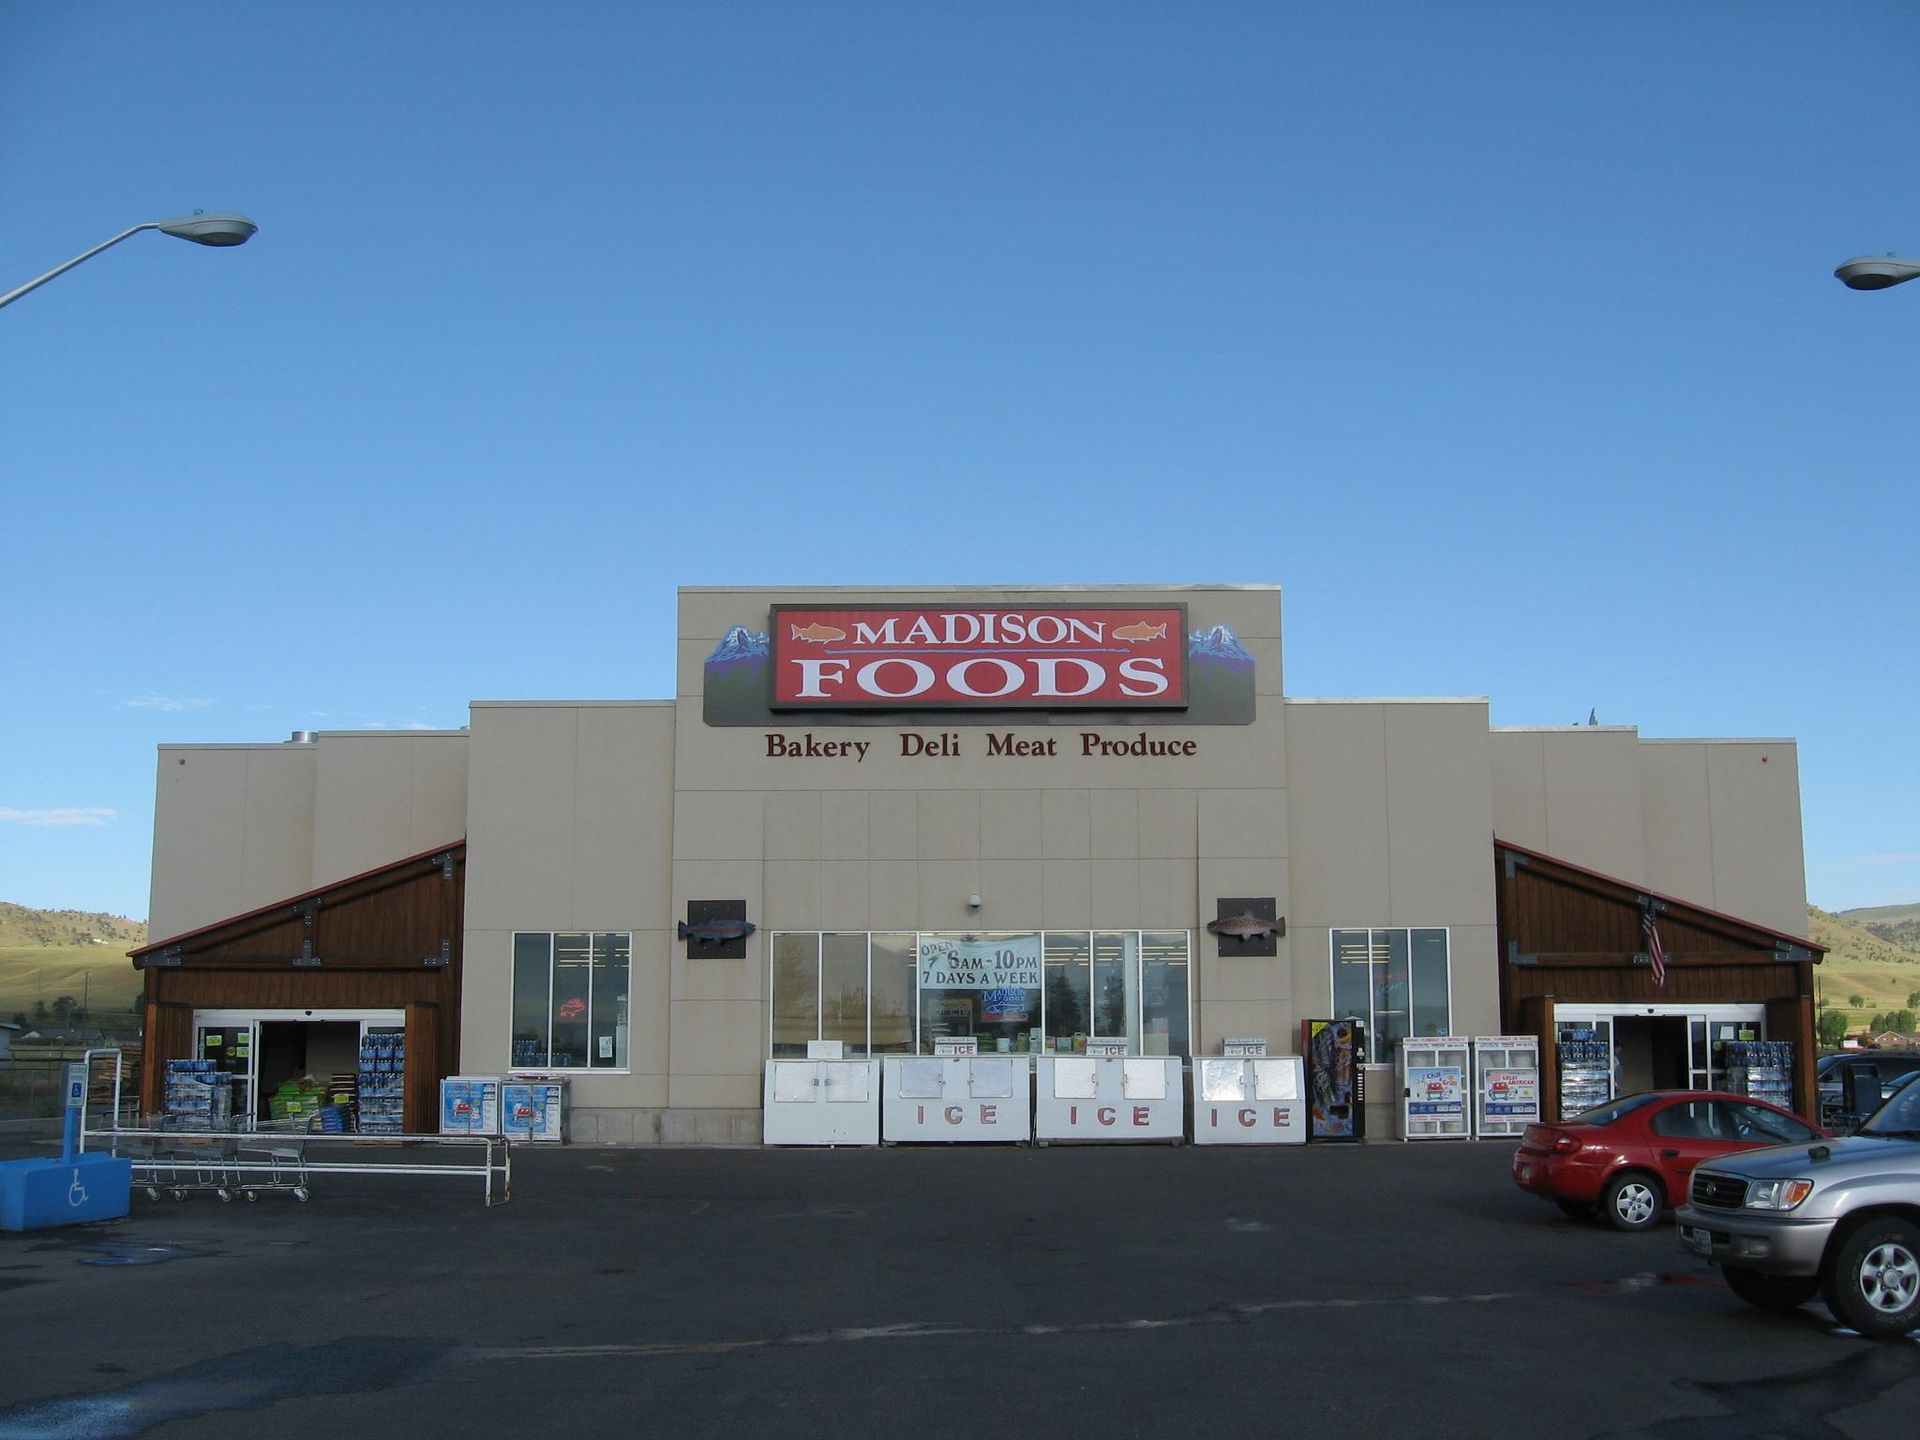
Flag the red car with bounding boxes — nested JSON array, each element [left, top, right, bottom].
[[1512, 1091, 1826, 1232]]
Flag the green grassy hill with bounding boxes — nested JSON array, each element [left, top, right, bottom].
[[1841, 902, 1920, 953], [0, 903, 147, 1026], [1812, 905, 1920, 1034]]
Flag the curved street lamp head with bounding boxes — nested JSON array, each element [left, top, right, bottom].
[[155, 212, 258, 247], [1835, 254, 1920, 292]]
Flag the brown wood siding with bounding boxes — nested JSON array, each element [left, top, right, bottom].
[[1496, 842, 1822, 1120], [136, 846, 464, 1119]]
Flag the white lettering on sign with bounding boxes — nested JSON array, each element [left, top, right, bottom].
[[771, 605, 1188, 710]]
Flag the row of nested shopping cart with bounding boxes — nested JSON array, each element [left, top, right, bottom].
[[138, 1061, 312, 1201]]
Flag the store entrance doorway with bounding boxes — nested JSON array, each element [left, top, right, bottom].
[[191, 1009, 406, 1124], [1614, 1015, 1689, 1094], [255, 1021, 361, 1120]]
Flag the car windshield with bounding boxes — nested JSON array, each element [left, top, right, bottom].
[[1859, 1077, 1920, 1138], [1567, 1094, 1659, 1126]]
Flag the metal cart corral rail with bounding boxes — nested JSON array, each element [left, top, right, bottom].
[[73, 1049, 512, 1206], [87, 1126, 513, 1207]]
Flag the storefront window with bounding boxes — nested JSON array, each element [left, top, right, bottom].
[[1330, 927, 1451, 1059], [821, 933, 869, 1055], [871, 934, 916, 1053], [771, 933, 821, 1057], [1141, 931, 1189, 1057], [1043, 933, 1090, 1053], [919, 932, 1042, 1054], [1093, 932, 1139, 1044], [511, 931, 632, 1071], [771, 930, 1192, 1058]]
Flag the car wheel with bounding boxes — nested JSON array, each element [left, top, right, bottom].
[[1722, 1265, 1820, 1313], [1599, 1171, 1663, 1232], [1821, 1219, 1920, 1338], [1555, 1198, 1594, 1220]]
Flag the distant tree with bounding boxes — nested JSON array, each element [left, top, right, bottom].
[[49, 995, 77, 1025], [1817, 1009, 1850, 1046], [1893, 1009, 1918, 1034], [1850, 994, 1867, 1010], [1906, 990, 1920, 1010], [31, 999, 47, 1021], [1870, 1013, 1890, 1035]]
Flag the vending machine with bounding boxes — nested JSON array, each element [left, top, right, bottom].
[[1301, 1019, 1366, 1141], [1398, 1036, 1471, 1140], [1471, 1036, 1541, 1138]]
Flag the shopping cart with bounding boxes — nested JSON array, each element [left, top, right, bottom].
[[121, 1113, 242, 1202], [230, 1117, 312, 1202]]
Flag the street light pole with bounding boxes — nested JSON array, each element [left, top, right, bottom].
[[1835, 254, 1920, 292], [0, 212, 257, 311]]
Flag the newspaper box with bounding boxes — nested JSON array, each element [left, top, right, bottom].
[[1472, 1036, 1541, 1138], [1399, 1037, 1472, 1140]]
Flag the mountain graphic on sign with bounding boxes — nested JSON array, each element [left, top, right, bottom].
[[706, 626, 769, 671], [1188, 624, 1254, 669]]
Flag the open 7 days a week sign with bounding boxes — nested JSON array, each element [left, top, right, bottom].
[[917, 934, 1042, 990]]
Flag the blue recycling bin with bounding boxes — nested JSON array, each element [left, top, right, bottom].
[[0, 1151, 133, 1231]]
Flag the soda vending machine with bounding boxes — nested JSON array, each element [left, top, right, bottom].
[[1471, 1036, 1541, 1138], [1398, 1036, 1471, 1140], [1301, 1019, 1366, 1141]]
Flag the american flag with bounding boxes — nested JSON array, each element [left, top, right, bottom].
[[1642, 909, 1667, 986]]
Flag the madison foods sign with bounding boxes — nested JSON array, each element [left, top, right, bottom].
[[769, 605, 1188, 710]]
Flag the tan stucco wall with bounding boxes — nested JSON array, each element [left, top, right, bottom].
[[1285, 699, 1501, 1043], [459, 701, 677, 1122], [1642, 740, 1807, 938], [1490, 728, 1648, 886], [1493, 729, 1808, 939], [147, 731, 467, 946], [149, 744, 317, 943], [311, 732, 468, 887]]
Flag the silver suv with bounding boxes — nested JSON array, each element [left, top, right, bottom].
[[1677, 1078, 1920, 1337]]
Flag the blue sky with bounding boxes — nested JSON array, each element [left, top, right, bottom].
[[2, 4, 1915, 921]]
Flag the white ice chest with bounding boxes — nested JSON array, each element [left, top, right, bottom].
[[1034, 1055, 1185, 1143], [1191, 1055, 1308, 1145], [762, 1042, 882, 1146], [881, 1054, 1033, 1143]]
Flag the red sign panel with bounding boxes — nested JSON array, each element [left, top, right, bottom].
[[769, 605, 1188, 710]]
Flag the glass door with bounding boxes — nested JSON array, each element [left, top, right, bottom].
[[1688, 1015, 1714, 1091], [194, 1018, 256, 1122]]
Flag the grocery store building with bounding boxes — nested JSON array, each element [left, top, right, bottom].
[[132, 584, 1823, 1139]]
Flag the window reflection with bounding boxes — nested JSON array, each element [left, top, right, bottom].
[[772, 930, 1193, 1059], [1043, 933, 1090, 1053], [771, 933, 820, 1057], [821, 933, 869, 1055]]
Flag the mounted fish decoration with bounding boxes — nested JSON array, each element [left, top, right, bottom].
[[679, 918, 758, 945], [1208, 911, 1286, 943]]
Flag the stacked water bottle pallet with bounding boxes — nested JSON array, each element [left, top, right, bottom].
[[163, 1060, 233, 1130], [1725, 1039, 1793, 1109], [357, 1031, 406, 1134], [1556, 1030, 1611, 1117]]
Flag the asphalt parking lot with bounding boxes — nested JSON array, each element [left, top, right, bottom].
[[3, 1138, 1918, 1439]]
